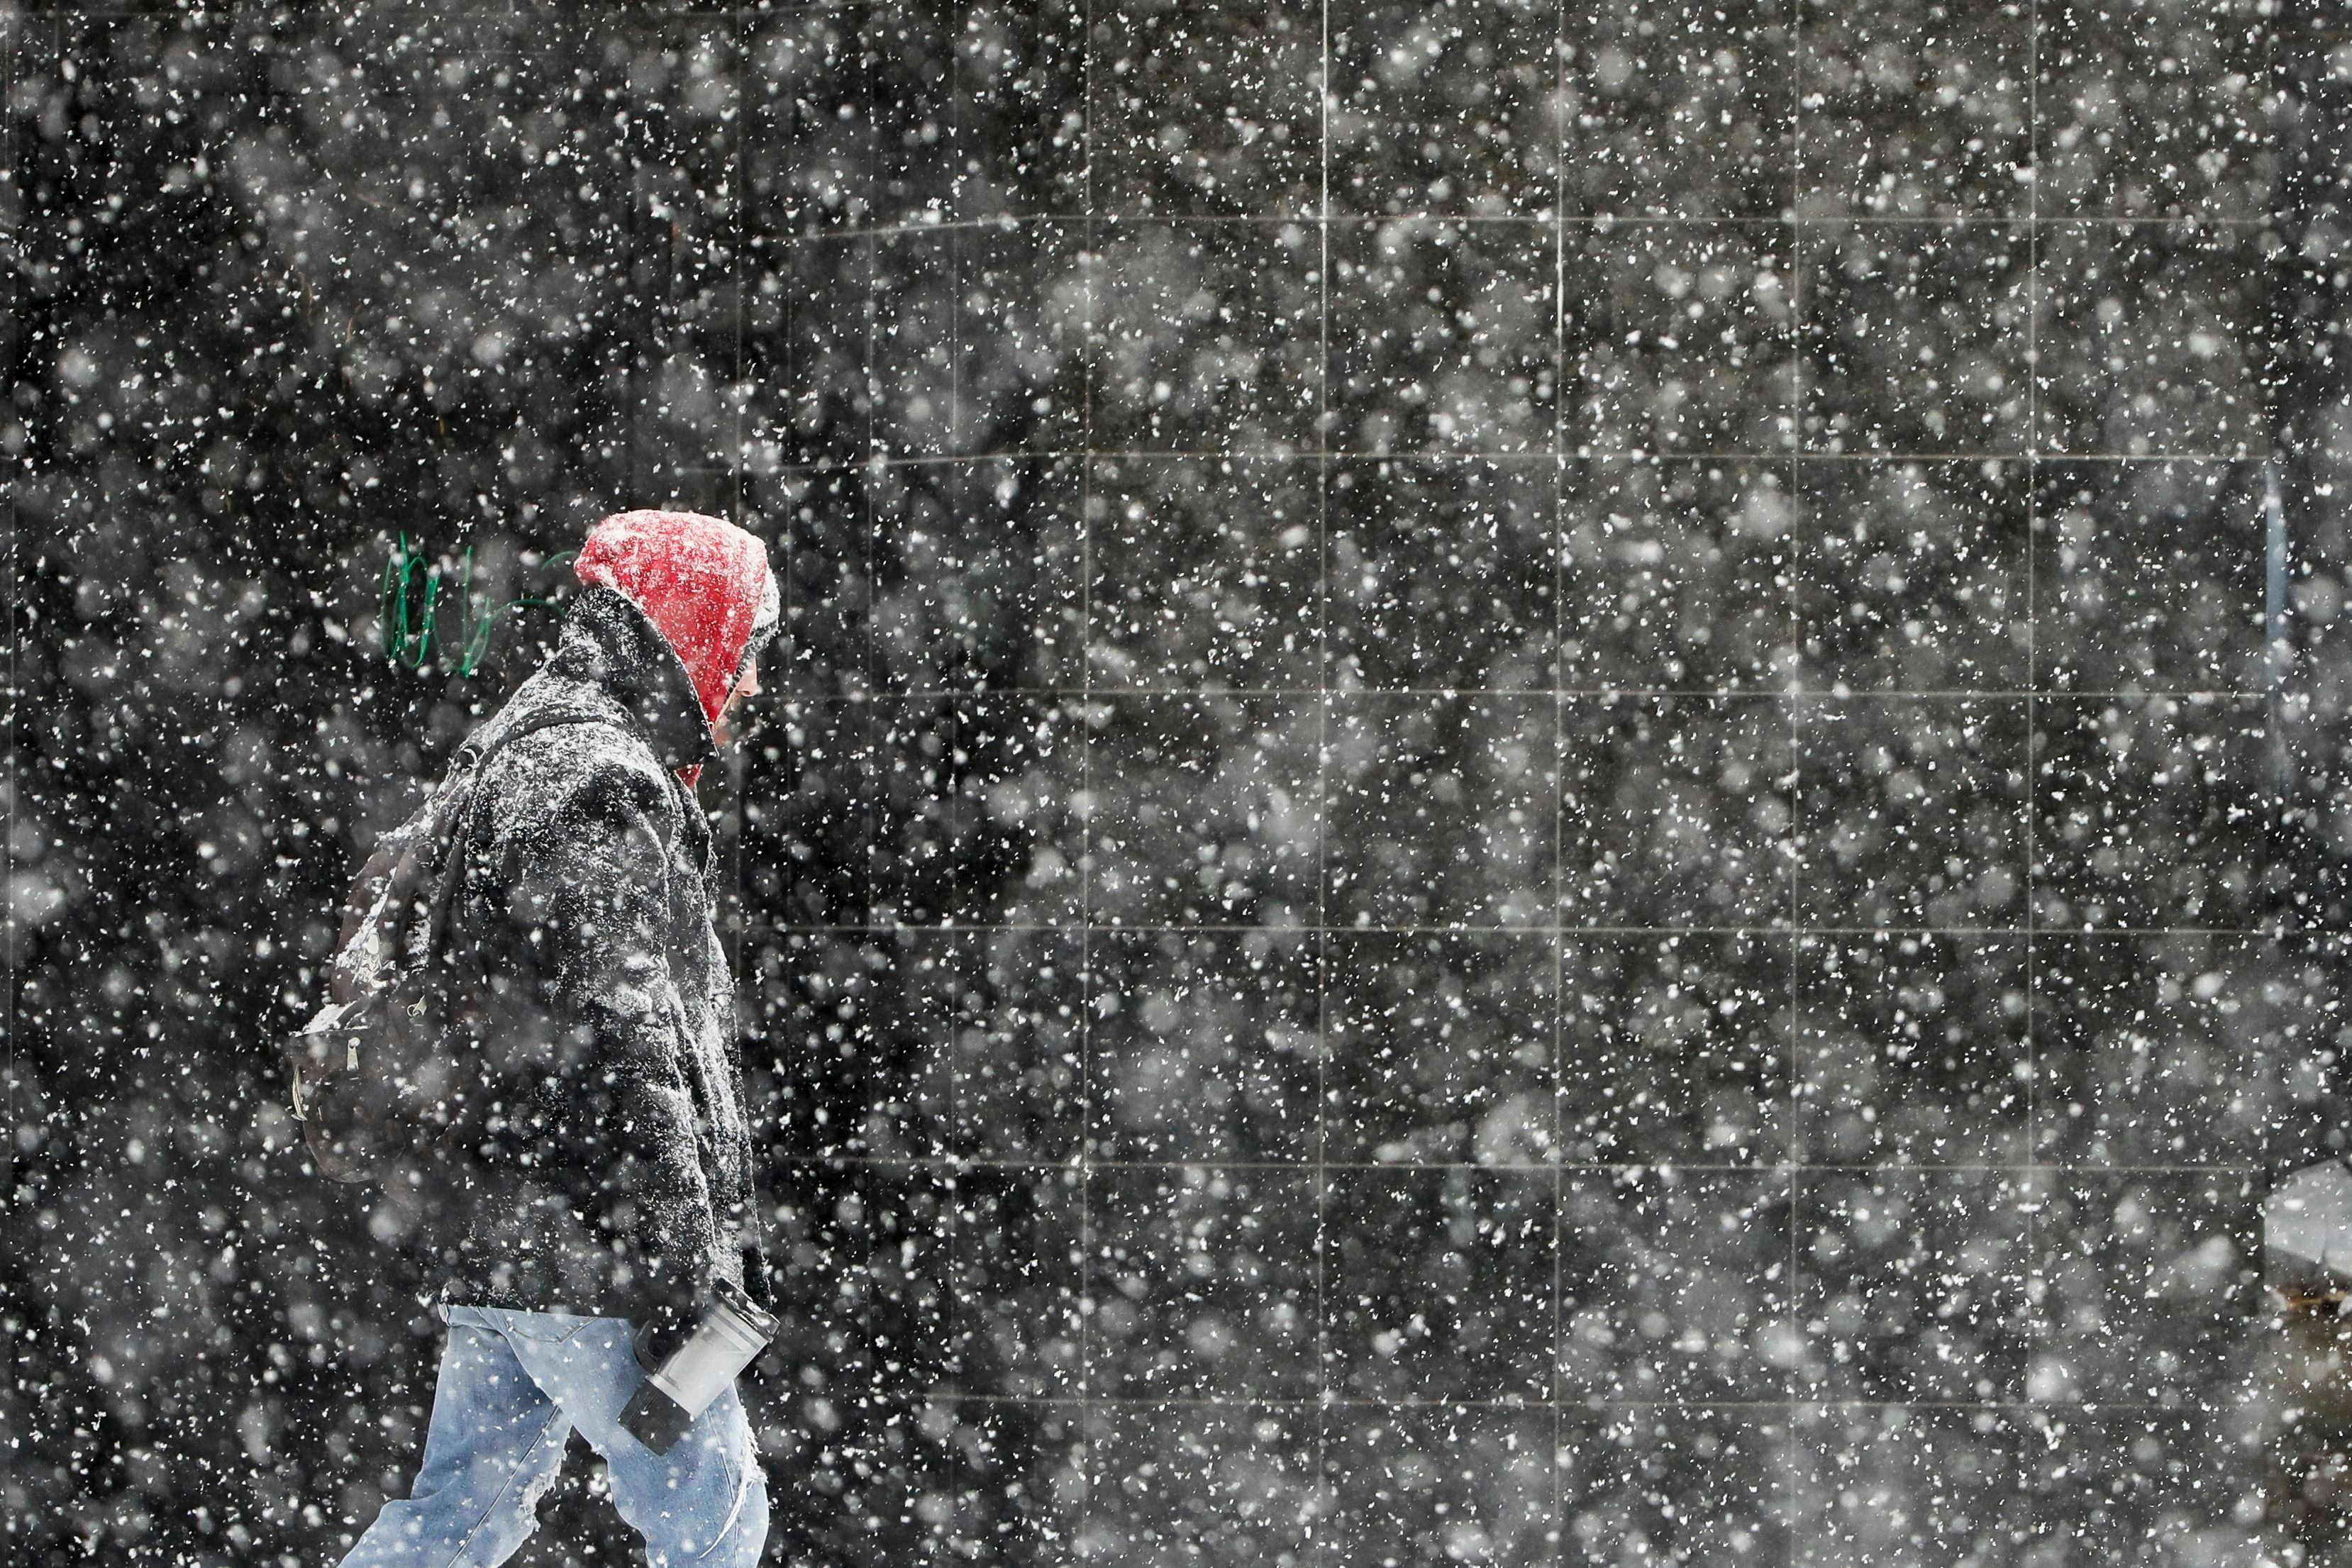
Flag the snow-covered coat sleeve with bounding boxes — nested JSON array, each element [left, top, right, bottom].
[[485, 735, 718, 1322]]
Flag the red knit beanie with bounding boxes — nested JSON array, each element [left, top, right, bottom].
[[574, 511, 778, 779]]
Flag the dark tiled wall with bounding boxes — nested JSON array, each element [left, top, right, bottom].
[[735, 0, 2312, 1562]]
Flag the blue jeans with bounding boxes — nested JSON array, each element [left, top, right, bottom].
[[335, 1303, 767, 1568]]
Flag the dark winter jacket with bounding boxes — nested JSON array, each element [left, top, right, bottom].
[[375, 582, 767, 1330]]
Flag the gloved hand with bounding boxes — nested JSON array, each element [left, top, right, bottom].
[[739, 1242, 775, 1314], [731, 1244, 781, 1385], [631, 1291, 699, 1379]]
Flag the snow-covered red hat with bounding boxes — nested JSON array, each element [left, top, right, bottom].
[[574, 508, 779, 731]]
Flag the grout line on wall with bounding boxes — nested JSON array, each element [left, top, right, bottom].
[[909, 1389, 2231, 1413], [1552, 0, 1570, 1523], [771, 447, 2268, 472], [778, 684, 2278, 702], [2025, 0, 2043, 1477], [1786, 0, 1804, 1542], [765, 1153, 2265, 1177], [750, 921, 2280, 940], [801, 211, 2282, 242], [1315, 0, 1334, 1545], [1078, 0, 1098, 1518]]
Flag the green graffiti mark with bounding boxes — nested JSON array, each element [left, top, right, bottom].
[[381, 536, 579, 677]]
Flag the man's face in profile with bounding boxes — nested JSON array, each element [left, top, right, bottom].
[[712, 651, 762, 750]]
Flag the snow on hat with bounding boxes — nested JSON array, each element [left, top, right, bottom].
[[574, 509, 777, 730]]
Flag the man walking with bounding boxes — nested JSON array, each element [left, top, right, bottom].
[[335, 509, 780, 1568]]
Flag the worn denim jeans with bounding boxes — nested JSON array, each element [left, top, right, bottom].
[[335, 1303, 767, 1568]]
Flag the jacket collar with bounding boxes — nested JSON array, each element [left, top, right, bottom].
[[545, 584, 718, 774]]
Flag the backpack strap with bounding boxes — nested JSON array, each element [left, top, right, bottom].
[[414, 713, 620, 979], [452, 708, 616, 777]]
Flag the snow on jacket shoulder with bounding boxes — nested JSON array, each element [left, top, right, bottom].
[[382, 583, 764, 1324]]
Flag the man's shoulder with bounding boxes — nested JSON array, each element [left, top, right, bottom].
[[473, 686, 677, 827]]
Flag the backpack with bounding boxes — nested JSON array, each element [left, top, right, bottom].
[[282, 713, 598, 1184]]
